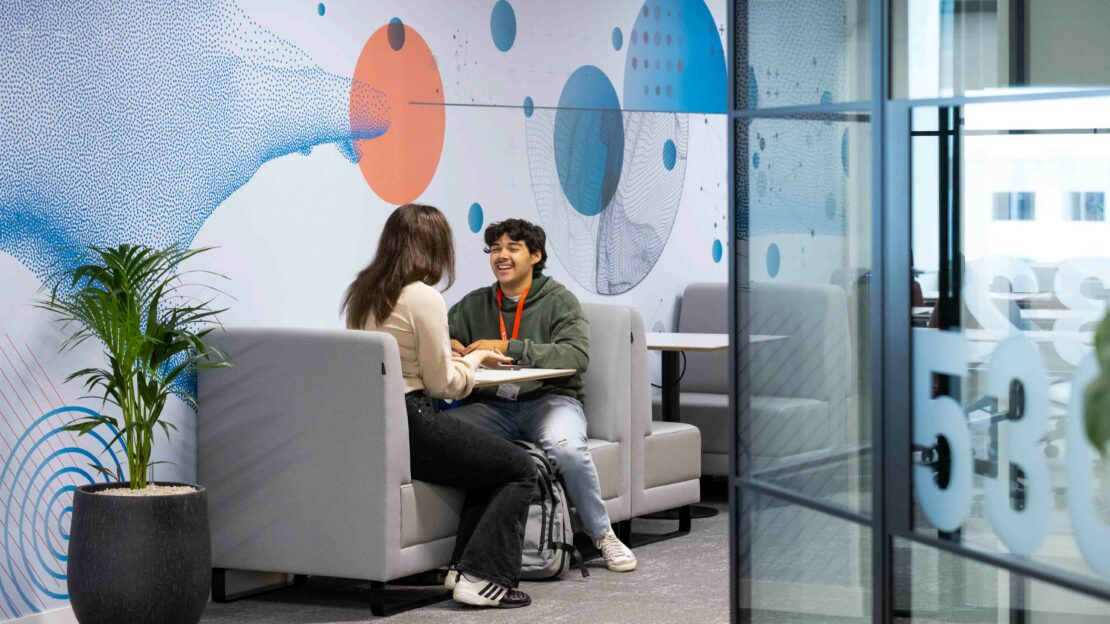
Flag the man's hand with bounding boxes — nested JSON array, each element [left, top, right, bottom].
[[463, 339, 510, 355], [450, 339, 466, 356]]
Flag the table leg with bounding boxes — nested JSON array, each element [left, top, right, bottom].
[[661, 350, 680, 423]]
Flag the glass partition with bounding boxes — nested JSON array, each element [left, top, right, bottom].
[[906, 94, 1110, 618]]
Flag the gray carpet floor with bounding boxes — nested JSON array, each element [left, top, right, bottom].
[[199, 501, 730, 623]]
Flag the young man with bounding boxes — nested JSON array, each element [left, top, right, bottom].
[[447, 219, 637, 573]]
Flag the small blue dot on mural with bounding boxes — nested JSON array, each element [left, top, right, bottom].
[[317, 3, 325, 16], [840, 128, 850, 176], [712, 239, 723, 263], [663, 139, 677, 170], [523, 96, 534, 117], [491, 0, 517, 52], [554, 65, 624, 217], [468, 203, 484, 233], [388, 17, 405, 51], [820, 90, 832, 105], [752, 152, 760, 169], [612, 27, 623, 50], [767, 243, 781, 278]]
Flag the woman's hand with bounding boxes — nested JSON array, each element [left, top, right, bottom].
[[462, 349, 512, 369], [477, 349, 513, 368]]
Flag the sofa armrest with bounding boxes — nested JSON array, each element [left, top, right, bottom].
[[198, 326, 410, 580]]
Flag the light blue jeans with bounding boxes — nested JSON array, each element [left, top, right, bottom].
[[447, 394, 611, 538]]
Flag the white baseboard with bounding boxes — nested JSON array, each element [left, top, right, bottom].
[[7, 607, 76, 624]]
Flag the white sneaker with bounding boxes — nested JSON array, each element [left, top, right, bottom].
[[443, 566, 460, 590], [452, 573, 531, 609], [594, 527, 637, 572]]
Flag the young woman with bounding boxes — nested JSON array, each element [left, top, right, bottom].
[[342, 204, 535, 609]]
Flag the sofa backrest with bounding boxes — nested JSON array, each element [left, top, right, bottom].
[[580, 303, 632, 443], [198, 326, 409, 580], [677, 282, 729, 393], [748, 281, 851, 403]]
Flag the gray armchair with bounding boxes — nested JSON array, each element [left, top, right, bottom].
[[198, 327, 458, 615], [198, 312, 634, 614]]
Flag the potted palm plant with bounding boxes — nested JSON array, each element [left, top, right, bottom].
[[36, 244, 229, 624]]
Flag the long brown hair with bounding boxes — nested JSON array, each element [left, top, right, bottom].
[[342, 204, 456, 328]]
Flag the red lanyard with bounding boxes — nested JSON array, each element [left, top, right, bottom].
[[496, 285, 529, 341]]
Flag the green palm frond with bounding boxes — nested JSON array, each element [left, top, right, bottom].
[[36, 244, 231, 489]]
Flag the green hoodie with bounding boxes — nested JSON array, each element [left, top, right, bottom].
[[448, 275, 589, 402]]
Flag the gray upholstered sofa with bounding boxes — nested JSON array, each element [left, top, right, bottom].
[[197, 303, 634, 614], [653, 281, 854, 479]]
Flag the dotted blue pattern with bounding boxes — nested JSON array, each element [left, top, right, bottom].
[[612, 27, 623, 51], [490, 0, 516, 52], [553, 66, 624, 217], [0, 0, 390, 283], [746, 0, 857, 107], [317, 3, 325, 16], [712, 238, 723, 263], [0, 407, 125, 619], [523, 96, 534, 117], [746, 118, 849, 237], [468, 202, 484, 233], [623, 0, 726, 113]]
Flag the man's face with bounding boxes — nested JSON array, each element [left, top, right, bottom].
[[488, 233, 540, 287]]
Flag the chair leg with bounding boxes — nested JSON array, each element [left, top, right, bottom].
[[678, 504, 692, 533], [629, 505, 693, 548], [369, 580, 453, 617], [212, 568, 303, 603], [212, 568, 229, 603], [615, 519, 632, 545]]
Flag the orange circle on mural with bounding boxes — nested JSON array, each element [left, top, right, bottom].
[[350, 21, 445, 205]]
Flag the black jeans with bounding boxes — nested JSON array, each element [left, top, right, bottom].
[[405, 391, 535, 588]]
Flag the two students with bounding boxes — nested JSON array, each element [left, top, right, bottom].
[[343, 204, 637, 610]]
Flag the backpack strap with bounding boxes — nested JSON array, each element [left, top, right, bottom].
[[549, 542, 590, 578]]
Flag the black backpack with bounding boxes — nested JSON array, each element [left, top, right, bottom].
[[514, 441, 588, 580]]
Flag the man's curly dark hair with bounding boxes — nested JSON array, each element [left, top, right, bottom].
[[483, 219, 548, 278]]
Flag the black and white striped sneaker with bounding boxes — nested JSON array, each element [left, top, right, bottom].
[[452, 574, 531, 609]]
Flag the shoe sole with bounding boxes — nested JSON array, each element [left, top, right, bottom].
[[453, 587, 531, 609], [606, 559, 637, 572]]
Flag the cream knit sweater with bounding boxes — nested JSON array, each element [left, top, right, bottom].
[[363, 281, 480, 399]]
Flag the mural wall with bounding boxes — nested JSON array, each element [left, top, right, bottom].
[[0, 0, 727, 618]]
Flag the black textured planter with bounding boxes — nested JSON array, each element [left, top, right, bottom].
[[67, 482, 211, 624]]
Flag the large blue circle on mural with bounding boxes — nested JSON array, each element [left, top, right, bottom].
[[554, 65, 624, 217], [623, 0, 726, 113], [490, 1, 517, 52]]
